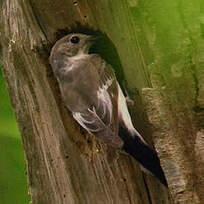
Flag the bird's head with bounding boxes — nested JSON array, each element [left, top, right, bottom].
[[50, 33, 95, 61]]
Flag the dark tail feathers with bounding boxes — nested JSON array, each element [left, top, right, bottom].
[[119, 124, 168, 187]]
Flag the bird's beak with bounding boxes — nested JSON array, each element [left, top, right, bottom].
[[87, 35, 98, 42]]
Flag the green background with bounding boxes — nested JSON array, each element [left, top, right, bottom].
[[0, 67, 30, 203]]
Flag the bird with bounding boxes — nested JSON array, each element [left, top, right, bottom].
[[49, 33, 168, 187]]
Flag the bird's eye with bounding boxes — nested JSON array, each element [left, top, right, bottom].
[[70, 36, 80, 44]]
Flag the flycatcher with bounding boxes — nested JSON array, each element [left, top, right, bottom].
[[49, 33, 167, 187]]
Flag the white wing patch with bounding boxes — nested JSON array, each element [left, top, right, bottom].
[[73, 78, 114, 134], [117, 83, 147, 144], [96, 77, 113, 121], [73, 108, 106, 133], [73, 111, 100, 133]]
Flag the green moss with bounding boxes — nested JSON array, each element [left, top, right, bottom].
[[0, 67, 30, 203]]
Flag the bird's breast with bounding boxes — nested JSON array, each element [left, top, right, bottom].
[[58, 64, 100, 112]]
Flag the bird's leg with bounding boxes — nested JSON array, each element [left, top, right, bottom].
[[126, 96, 134, 106], [122, 85, 135, 106]]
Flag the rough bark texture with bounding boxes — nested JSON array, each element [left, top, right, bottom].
[[0, 0, 203, 204]]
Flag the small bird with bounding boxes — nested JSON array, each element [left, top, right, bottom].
[[49, 33, 168, 187]]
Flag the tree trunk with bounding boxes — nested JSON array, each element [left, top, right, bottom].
[[0, 0, 203, 203]]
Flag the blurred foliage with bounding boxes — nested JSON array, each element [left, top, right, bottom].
[[0, 67, 30, 203]]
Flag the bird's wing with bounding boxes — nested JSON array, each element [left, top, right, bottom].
[[117, 83, 168, 187], [72, 55, 123, 148]]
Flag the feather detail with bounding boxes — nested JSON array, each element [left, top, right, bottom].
[[117, 84, 168, 187]]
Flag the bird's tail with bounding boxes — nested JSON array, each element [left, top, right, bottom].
[[119, 123, 168, 187]]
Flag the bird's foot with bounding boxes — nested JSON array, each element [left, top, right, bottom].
[[126, 96, 134, 106]]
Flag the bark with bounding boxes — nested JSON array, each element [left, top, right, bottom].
[[0, 0, 203, 204]]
